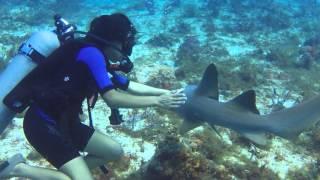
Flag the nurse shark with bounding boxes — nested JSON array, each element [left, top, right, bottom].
[[175, 64, 320, 145]]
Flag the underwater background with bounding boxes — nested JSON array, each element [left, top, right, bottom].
[[1, 0, 320, 179]]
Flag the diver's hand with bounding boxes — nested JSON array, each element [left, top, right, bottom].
[[157, 88, 187, 108], [170, 88, 184, 95]]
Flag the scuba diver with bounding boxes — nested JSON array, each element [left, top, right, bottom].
[[0, 13, 186, 180]]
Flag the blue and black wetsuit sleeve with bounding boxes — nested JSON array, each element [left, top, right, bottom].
[[76, 47, 115, 94], [110, 72, 130, 90]]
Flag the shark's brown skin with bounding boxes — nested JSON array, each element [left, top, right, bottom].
[[175, 64, 320, 145]]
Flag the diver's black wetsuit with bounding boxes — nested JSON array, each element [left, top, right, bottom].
[[23, 41, 129, 168]]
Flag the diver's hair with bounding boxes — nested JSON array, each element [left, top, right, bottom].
[[86, 13, 134, 47]]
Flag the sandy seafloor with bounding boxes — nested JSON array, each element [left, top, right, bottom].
[[1, 0, 320, 179]]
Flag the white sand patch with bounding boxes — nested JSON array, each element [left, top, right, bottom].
[[236, 138, 315, 179], [0, 118, 31, 159], [82, 100, 157, 177], [0, 117, 51, 172], [105, 128, 156, 177], [216, 35, 257, 57], [260, 139, 314, 179]]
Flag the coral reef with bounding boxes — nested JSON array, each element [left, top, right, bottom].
[[286, 164, 320, 180], [146, 33, 177, 48], [217, 60, 264, 92], [310, 124, 320, 150], [296, 35, 320, 69], [145, 67, 179, 89], [175, 36, 212, 82], [181, 4, 198, 18], [203, 0, 224, 17], [260, 11, 292, 31], [176, 36, 201, 65], [170, 21, 192, 35], [201, 20, 216, 37], [266, 88, 301, 112], [144, 0, 155, 15], [264, 41, 300, 68], [141, 134, 214, 180], [163, 0, 181, 15], [137, 127, 280, 180]]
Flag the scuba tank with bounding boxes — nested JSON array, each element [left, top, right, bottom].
[[0, 15, 74, 134]]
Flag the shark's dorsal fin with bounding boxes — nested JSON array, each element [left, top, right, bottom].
[[228, 90, 260, 114], [195, 64, 219, 100]]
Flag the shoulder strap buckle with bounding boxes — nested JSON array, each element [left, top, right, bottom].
[[18, 42, 45, 64]]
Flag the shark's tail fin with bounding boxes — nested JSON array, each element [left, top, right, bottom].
[[267, 95, 320, 140]]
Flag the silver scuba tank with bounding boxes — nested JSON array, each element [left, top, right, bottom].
[[0, 15, 75, 135]]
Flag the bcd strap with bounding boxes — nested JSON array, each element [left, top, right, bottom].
[[87, 93, 98, 128], [88, 93, 98, 108], [18, 43, 46, 64], [86, 98, 94, 128], [85, 97, 108, 174]]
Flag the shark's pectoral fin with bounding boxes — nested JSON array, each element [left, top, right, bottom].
[[242, 132, 268, 146], [179, 119, 203, 134]]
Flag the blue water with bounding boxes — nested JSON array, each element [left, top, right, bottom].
[[1, 0, 320, 179]]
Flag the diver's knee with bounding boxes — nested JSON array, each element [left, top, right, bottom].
[[59, 157, 93, 180]]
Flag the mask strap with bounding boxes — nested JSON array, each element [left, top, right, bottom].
[[75, 31, 128, 56]]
